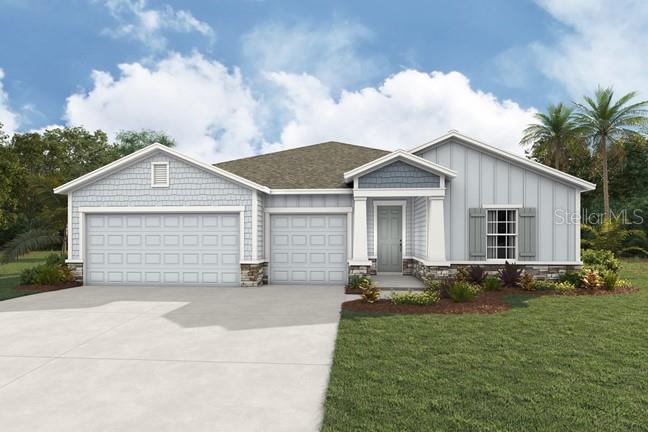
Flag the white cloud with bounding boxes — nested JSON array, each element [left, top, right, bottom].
[[242, 21, 383, 90], [0, 68, 19, 136], [64, 52, 260, 162], [101, 0, 214, 50], [533, 0, 648, 98], [264, 70, 537, 155]]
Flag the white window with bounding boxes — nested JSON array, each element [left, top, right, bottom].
[[487, 209, 517, 260], [151, 162, 169, 187]]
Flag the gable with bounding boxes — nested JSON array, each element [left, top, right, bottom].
[[358, 160, 441, 188]]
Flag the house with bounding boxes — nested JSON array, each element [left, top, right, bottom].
[[54, 130, 595, 287]]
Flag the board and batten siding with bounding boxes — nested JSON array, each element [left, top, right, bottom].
[[70, 153, 254, 261], [419, 139, 579, 262]]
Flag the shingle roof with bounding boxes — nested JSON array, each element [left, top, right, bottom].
[[215, 141, 389, 189]]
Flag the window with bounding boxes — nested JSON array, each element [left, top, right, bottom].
[[151, 162, 169, 187], [487, 209, 517, 260]]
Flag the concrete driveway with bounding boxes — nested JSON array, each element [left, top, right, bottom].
[[0, 285, 347, 432]]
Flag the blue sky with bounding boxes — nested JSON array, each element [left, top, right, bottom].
[[0, 0, 646, 161]]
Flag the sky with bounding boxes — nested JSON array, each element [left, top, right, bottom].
[[0, 0, 647, 162]]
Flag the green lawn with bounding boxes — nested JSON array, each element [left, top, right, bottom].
[[0, 251, 54, 301], [322, 260, 648, 432]]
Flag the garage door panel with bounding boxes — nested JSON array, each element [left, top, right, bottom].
[[85, 213, 240, 286], [270, 214, 347, 284]]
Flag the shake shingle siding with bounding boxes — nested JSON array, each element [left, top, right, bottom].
[[358, 161, 440, 188], [70, 154, 254, 261]]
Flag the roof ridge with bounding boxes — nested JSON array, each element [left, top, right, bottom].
[[215, 141, 386, 165]]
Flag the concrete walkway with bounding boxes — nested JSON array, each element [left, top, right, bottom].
[[0, 285, 348, 432]]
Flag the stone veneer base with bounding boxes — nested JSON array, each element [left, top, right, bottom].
[[413, 260, 581, 281]]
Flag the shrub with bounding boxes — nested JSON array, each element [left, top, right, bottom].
[[581, 249, 620, 273], [455, 266, 470, 282], [349, 275, 370, 290], [45, 253, 66, 267], [482, 276, 502, 291], [559, 271, 582, 288], [467, 265, 486, 285], [517, 271, 536, 291], [390, 289, 440, 306], [359, 279, 380, 304], [601, 270, 618, 291], [581, 269, 602, 290], [34, 264, 64, 285], [534, 280, 556, 291], [20, 267, 38, 285], [553, 281, 576, 293], [447, 281, 481, 303], [499, 261, 523, 287], [423, 278, 441, 293], [615, 279, 632, 290]]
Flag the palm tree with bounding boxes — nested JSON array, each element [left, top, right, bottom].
[[573, 87, 648, 220], [520, 103, 582, 171]]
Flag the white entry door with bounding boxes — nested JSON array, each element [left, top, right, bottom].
[[85, 213, 240, 285], [270, 214, 347, 284]]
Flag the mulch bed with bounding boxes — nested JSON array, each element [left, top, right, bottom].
[[16, 282, 81, 293], [342, 286, 638, 315]]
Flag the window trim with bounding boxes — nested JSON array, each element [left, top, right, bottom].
[[486, 208, 518, 261], [150, 162, 169, 188]]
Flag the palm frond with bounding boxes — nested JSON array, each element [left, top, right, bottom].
[[0, 228, 62, 263]]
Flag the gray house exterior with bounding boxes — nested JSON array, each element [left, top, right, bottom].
[[55, 131, 595, 287]]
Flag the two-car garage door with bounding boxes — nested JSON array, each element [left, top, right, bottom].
[[85, 213, 240, 285], [270, 214, 347, 284]]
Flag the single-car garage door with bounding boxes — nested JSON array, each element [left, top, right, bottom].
[[85, 213, 240, 285], [270, 214, 347, 284]]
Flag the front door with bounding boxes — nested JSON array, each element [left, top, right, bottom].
[[377, 206, 402, 272]]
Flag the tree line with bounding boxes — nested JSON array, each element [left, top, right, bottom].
[[521, 86, 648, 256], [0, 126, 175, 261]]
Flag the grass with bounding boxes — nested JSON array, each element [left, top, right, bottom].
[[322, 260, 648, 432], [0, 251, 55, 301]]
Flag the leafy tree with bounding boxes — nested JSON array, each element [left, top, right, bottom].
[[581, 219, 648, 257], [114, 129, 175, 157], [521, 103, 584, 171], [573, 87, 648, 220]]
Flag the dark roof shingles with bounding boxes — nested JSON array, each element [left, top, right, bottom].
[[215, 141, 388, 189]]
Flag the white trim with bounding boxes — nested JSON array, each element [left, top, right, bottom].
[[343, 149, 457, 181], [251, 192, 258, 261], [65, 259, 83, 264], [373, 200, 407, 272], [78, 206, 244, 213], [269, 188, 353, 195], [54, 143, 270, 194], [482, 203, 523, 209], [486, 208, 518, 261], [264, 212, 270, 263], [348, 259, 373, 266], [411, 257, 582, 266], [412, 256, 450, 267], [352, 197, 369, 261], [264, 207, 352, 214], [426, 196, 446, 262], [576, 192, 581, 261], [409, 131, 596, 191], [240, 259, 266, 265], [77, 206, 245, 264], [347, 212, 353, 259], [67, 194, 72, 261], [150, 161, 169, 188], [354, 188, 446, 198]]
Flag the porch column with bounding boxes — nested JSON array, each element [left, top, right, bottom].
[[351, 197, 370, 263], [427, 196, 446, 262]]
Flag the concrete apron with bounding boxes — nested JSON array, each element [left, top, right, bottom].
[[0, 285, 349, 432]]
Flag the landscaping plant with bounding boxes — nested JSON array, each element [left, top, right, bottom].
[[601, 270, 619, 291], [467, 265, 486, 285], [447, 281, 481, 303], [455, 266, 470, 282], [581, 249, 621, 273], [560, 271, 583, 288], [581, 269, 603, 290], [553, 281, 577, 293], [390, 289, 439, 306], [517, 271, 536, 291], [359, 279, 380, 304], [499, 261, 523, 287], [482, 276, 502, 291], [18, 253, 72, 286]]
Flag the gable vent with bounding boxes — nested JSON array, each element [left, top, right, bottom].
[[151, 162, 169, 187]]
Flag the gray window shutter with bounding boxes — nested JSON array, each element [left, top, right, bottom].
[[518, 207, 537, 260], [468, 208, 486, 260]]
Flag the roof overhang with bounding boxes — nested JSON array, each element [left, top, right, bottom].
[[409, 130, 596, 192], [53, 143, 271, 195], [343, 149, 457, 183]]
